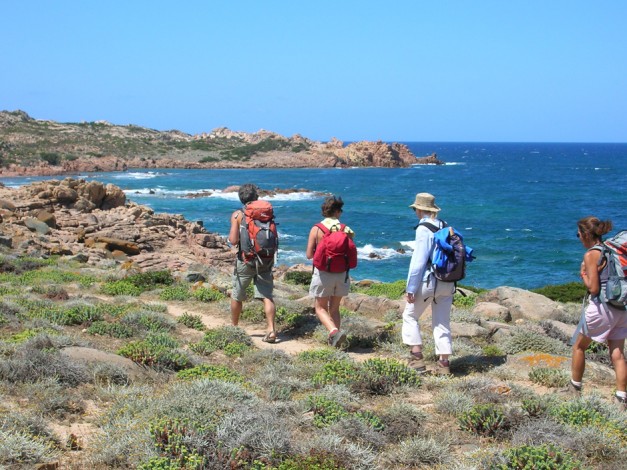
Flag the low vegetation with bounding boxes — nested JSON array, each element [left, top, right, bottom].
[[0, 253, 623, 469]]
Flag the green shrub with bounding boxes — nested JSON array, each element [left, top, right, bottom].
[[191, 286, 225, 302], [283, 271, 312, 286], [223, 342, 251, 357], [122, 310, 175, 333], [241, 303, 265, 323], [117, 333, 191, 371], [274, 452, 345, 470], [140, 417, 205, 470], [482, 345, 504, 357], [276, 306, 305, 329], [17, 300, 105, 326], [361, 358, 420, 387], [189, 326, 252, 356], [532, 282, 587, 303], [87, 321, 135, 339], [177, 313, 205, 331], [528, 367, 569, 388], [354, 280, 405, 299], [126, 270, 174, 290], [40, 152, 61, 165], [492, 444, 583, 470], [459, 403, 506, 437], [176, 364, 244, 383], [503, 328, 569, 355], [297, 348, 346, 364], [101, 280, 142, 296], [159, 285, 192, 301], [453, 292, 477, 309], [548, 399, 627, 443], [521, 397, 550, 418], [312, 360, 360, 387]]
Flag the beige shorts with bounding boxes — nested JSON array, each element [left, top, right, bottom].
[[309, 268, 350, 298], [232, 260, 274, 302]]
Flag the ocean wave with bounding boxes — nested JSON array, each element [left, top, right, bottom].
[[198, 189, 319, 202], [123, 187, 216, 197], [112, 171, 170, 180], [358, 244, 409, 260], [444, 162, 466, 166]]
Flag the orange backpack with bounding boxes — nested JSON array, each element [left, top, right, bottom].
[[238, 200, 278, 266]]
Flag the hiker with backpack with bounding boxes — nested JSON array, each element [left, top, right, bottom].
[[402, 193, 457, 375], [228, 184, 278, 343], [563, 216, 627, 409], [306, 195, 357, 348]]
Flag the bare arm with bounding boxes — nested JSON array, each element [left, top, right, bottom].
[[306, 226, 320, 259], [581, 249, 603, 295], [228, 210, 242, 246]]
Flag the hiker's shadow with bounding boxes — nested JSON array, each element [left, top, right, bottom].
[[450, 354, 508, 376]]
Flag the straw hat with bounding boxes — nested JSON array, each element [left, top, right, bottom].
[[409, 193, 440, 212]]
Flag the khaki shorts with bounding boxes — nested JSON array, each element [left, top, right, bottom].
[[309, 268, 350, 298], [232, 260, 274, 302]]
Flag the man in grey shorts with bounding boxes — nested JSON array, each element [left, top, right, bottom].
[[228, 184, 277, 343]]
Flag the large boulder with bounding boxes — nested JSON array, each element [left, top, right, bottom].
[[340, 293, 403, 317], [478, 286, 567, 322], [102, 184, 126, 209], [473, 301, 512, 322]]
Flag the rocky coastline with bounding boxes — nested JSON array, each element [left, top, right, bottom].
[[0, 110, 444, 177]]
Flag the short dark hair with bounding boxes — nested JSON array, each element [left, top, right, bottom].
[[321, 195, 344, 217], [238, 184, 259, 204]]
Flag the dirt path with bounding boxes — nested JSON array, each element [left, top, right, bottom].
[[165, 302, 319, 355]]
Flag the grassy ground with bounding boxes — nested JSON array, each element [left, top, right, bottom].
[[0, 253, 625, 469]]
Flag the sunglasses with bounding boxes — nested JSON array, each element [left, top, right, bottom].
[[576, 232, 580, 239]]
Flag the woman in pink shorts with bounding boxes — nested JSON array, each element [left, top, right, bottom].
[[566, 216, 627, 409]]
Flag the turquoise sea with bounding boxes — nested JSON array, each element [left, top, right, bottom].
[[3, 142, 626, 290]]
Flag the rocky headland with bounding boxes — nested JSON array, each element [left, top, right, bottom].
[[0, 110, 443, 177]]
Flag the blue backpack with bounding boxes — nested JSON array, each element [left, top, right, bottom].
[[419, 222, 474, 283]]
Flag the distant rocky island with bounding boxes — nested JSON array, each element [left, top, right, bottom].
[[0, 110, 443, 176]]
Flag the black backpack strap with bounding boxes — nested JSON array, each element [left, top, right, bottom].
[[416, 220, 447, 232]]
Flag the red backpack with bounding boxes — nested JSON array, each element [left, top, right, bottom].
[[238, 200, 279, 266], [312, 223, 358, 277]]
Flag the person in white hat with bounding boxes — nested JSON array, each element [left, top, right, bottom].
[[403, 192, 455, 374]]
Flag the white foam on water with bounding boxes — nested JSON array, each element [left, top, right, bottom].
[[358, 243, 409, 260], [111, 171, 169, 180]]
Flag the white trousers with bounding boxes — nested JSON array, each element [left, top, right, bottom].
[[402, 278, 455, 355]]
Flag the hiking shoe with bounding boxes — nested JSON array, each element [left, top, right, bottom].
[[408, 352, 426, 372], [614, 394, 627, 411], [557, 381, 582, 398], [435, 359, 451, 376], [328, 329, 347, 349]]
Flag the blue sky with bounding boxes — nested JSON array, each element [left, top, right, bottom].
[[2, 1, 626, 142]]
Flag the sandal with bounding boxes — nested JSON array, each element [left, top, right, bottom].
[[262, 331, 277, 343]]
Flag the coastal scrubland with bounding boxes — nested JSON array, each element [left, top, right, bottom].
[[0, 252, 625, 469]]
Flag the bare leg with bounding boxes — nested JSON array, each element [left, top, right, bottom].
[[230, 299, 242, 326], [314, 297, 338, 332], [263, 298, 276, 338], [328, 296, 343, 330], [608, 339, 626, 392], [571, 334, 592, 382]]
